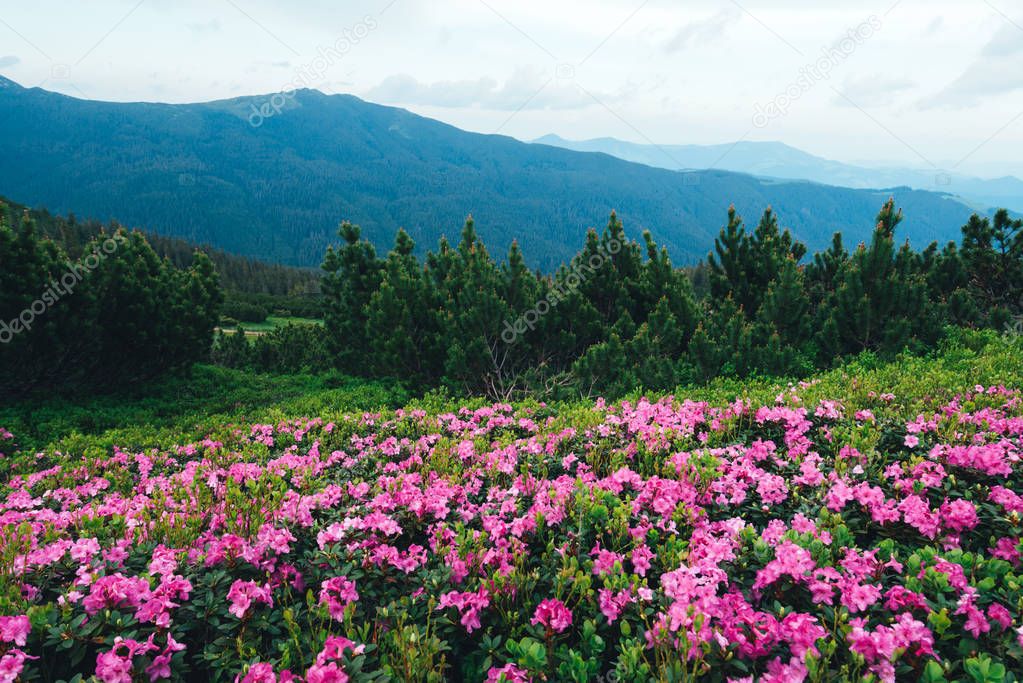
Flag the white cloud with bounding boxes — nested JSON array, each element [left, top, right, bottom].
[[0, 55, 20, 68], [364, 66, 614, 111], [835, 74, 917, 108], [918, 22, 1023, 109], [663, 9, 739, 53], [186, 19, 222, 34], [982, 23, 1023, 57], [918, 58, 1023, 109]]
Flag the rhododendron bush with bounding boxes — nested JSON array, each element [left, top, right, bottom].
[[1, 383, 1022, 682]]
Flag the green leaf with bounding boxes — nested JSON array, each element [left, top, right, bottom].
[[921, 660, 946, 683]]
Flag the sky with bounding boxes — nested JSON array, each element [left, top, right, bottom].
[[1, 0, 1021, 178]]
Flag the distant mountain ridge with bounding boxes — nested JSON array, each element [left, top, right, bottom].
[[0, 74, 992, 269], [533, 134, 1023, 214]]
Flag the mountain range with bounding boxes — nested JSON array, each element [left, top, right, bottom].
[[534, 135, 1023, 215], [0, 75, 995, 269]]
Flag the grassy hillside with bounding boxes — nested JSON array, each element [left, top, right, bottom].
[[4, 328, 1019, 455], [2, 328, 1022, 681]]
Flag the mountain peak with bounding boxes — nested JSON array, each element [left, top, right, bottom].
[[0, 81, 987, 270], [0, 74, 23, 90]]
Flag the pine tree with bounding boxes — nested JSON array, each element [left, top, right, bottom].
[[321, 222, 383, 374], [686, 298, 754, 382], [960, 209, 1023, 325], [708, 206, 805, 319], [754, 256, 814, 374], [365, 229, 442, 387], [639, 230, 700, 343], [571, 333, 635, 398], [708, 205, 748, 306], [436, 217, 518, 398], [1, 212, 221, 397], [0, 207, 98, 395], [211, 328, 252, 369], [820, 199, 930, 357], [805, 232, 847, 308], [570, 212, 645, 328]]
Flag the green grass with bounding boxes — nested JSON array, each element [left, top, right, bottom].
[[218, 315, 324, 335], [691, 327, 1023, 413], [2, 327, 1020, 457], [0, 366, 408, 454]]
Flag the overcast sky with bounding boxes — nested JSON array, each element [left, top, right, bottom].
[[1, 0, 1021, 178]]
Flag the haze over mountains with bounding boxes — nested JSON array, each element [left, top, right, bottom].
[[534, 135, 1023, 216], [0, 75, 993, 269]]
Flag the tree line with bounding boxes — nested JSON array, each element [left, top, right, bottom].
[[214, 200, 1023, 399], [0, 205, 222, 399], [1, 198, 322, 313]]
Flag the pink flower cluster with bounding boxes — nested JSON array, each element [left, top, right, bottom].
[[530, 598, 573, 633], [0, 384, 1021, 681], [318, 576, 359, 621], [227, 580, 274, 619]]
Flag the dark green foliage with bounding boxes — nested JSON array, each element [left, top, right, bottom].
[[819, 199, 934, 357], [5, 187, 1019, 402], [571, 333, 634, 398], [1, 197, 321, 298], [241, 199, 1022, 400], [211, 323, 333, 375], [708, 206, 806, 318], [221, 299, 269, 323], [222, 292, 323, 321], [436, 217, 518, 397], [250, 324, 330, 374], [0, 206, 221, 399], [960, 208, 1023, 326], [321, 222, 383, 374], [366, 229, 444, 386], [687, 298, 755, 382], [211, 327, 253, 370], [0, 208, 100, 393], [753, 257, 815, 375], [804, 232, 847, 308]]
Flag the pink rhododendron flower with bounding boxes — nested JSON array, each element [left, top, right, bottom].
[[304, 662, 348, 683], [780, 612, 826, 657], [991, 537, 1021, 564], [598, 588, 634, 623], [0, 649, 33, 683], [96, 650, 134, 683], [83, 574, 152, 616], [438, 588, 490, 633], [0, 616, 30, 646], [226, 580, 273, 619], [839, 580, 882, 613], [631, 544, 654, 576], [988, 603, 1013, 630], [756, 473, 789, 505], [939, 498, 978, 532], [319, 576, 359, 621], [486, 663, 531, 682], [590, 543, 624, 576], [2, 391, 1023, 680], [238, 662, 277, 683], [531, 598, 572, 633]]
